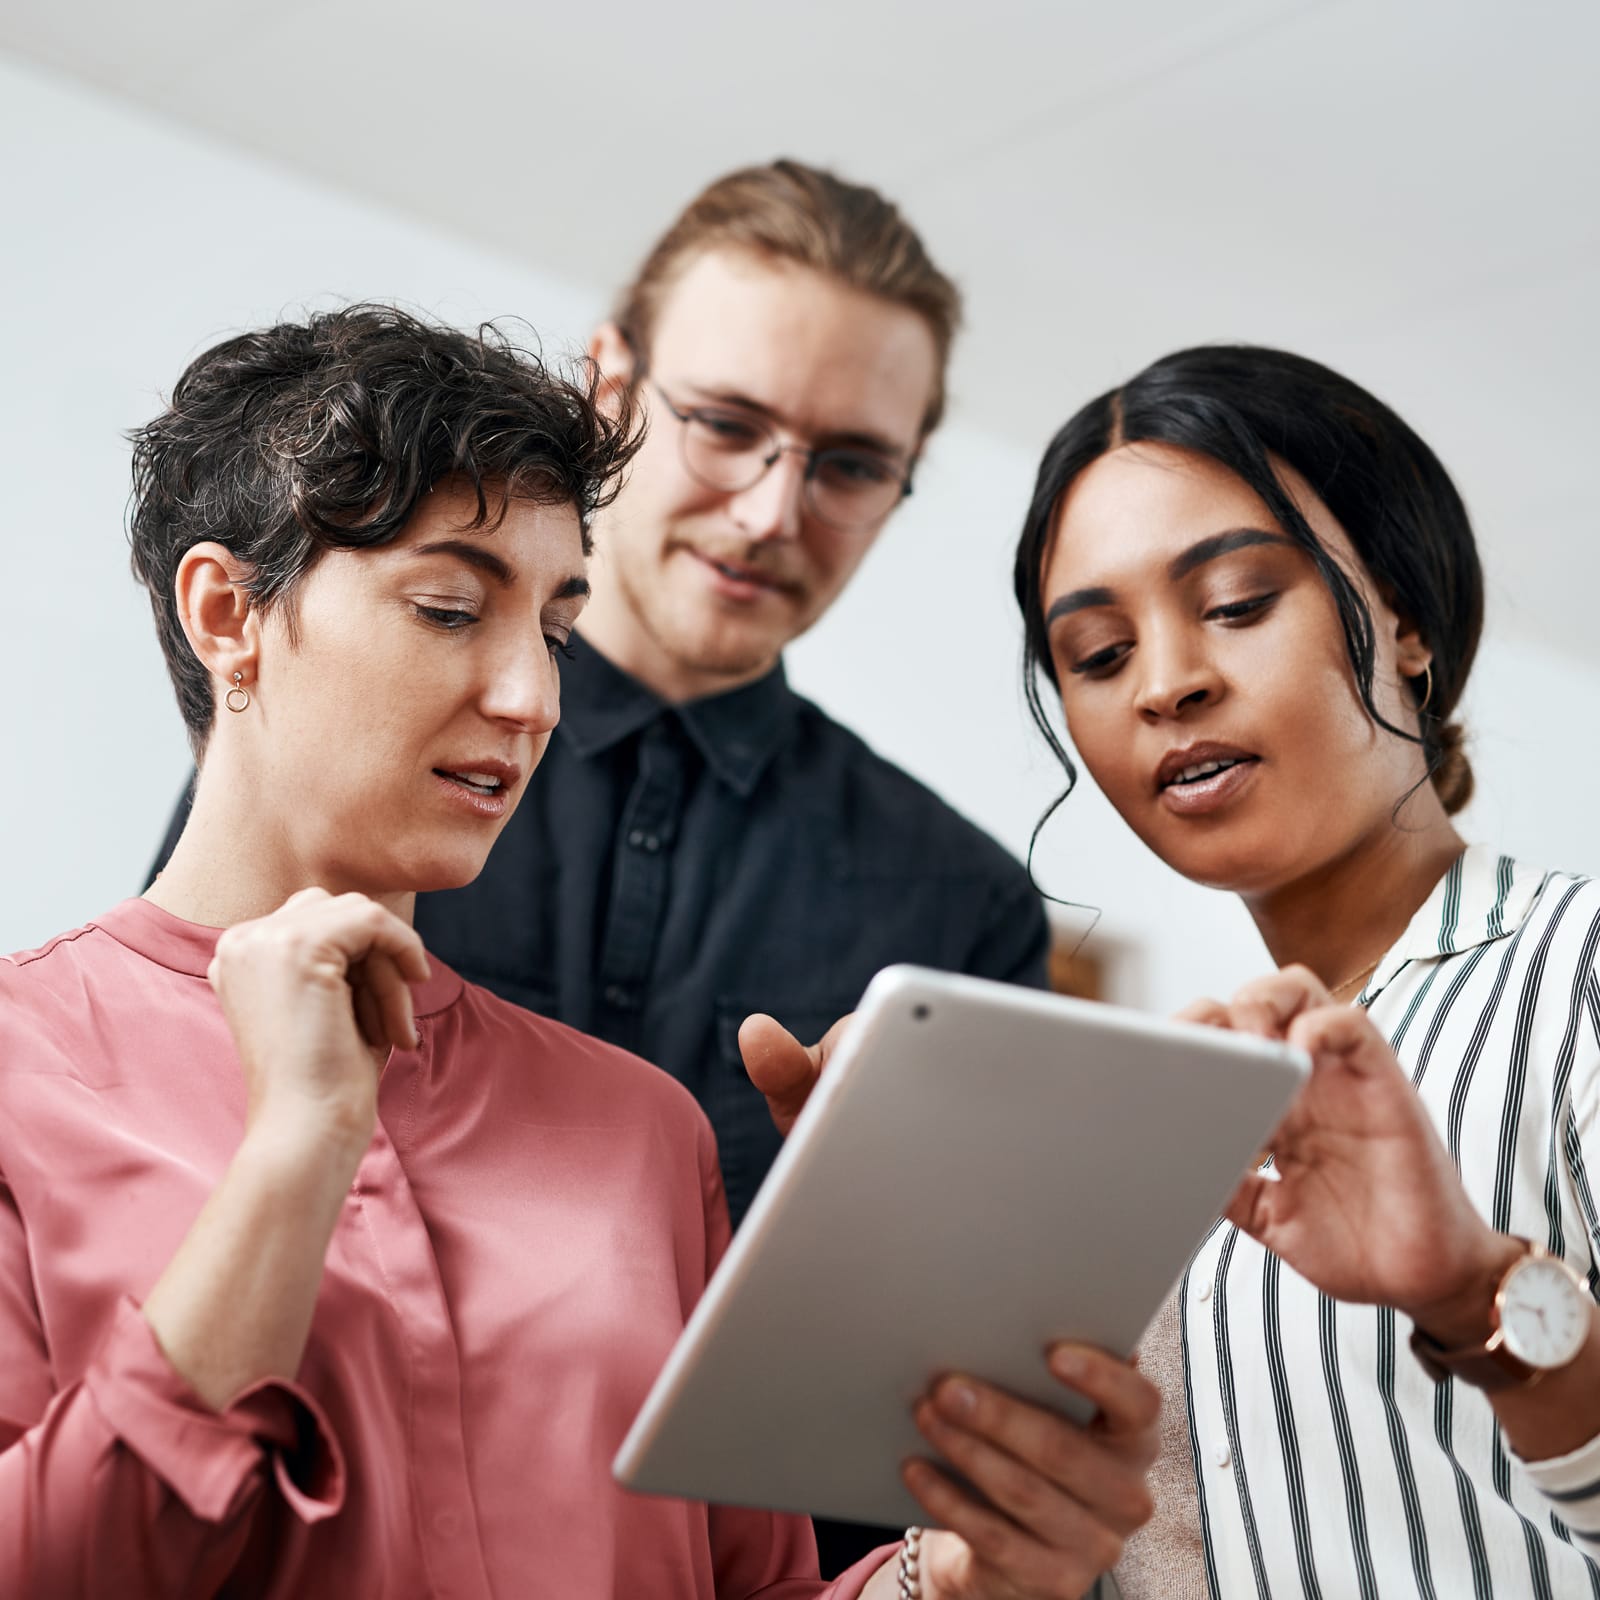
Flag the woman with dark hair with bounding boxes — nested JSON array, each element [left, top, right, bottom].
[[1014, 345, 1600, 1596], [0, 305, 1157, 1599]]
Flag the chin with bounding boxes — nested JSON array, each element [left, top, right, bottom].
[[669, 623, 785, 681], [377, 840, 498, 897], [1135, 819, 1290, 897]]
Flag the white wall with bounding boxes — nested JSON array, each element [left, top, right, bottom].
[[3, 55, 1593, 1017]]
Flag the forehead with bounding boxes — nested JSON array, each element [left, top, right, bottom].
[[1045, 441, 1353, 587], [648, 248, 939, 443], [372, 478, 587, 574]]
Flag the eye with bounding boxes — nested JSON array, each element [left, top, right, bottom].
[[1068, 642, 1131, 678], [815, 450, 897, 490], [414, 604, 479, 631], [691, 410, 766, 451], [1206, 593, 1277, 624], [545, 635, 576, 661]]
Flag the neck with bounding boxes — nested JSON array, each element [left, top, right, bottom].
[[1243, 802, 1466, 994], [145, 748, 415, 930], [573, 607, 775, 705]]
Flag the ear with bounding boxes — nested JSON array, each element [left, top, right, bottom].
[[1392, 612, 1432, 681], [173, 542, 258, 694], [587, 321, 638, 420]]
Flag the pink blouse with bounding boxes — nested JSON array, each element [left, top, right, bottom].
[[0, 899, 888, 1597]]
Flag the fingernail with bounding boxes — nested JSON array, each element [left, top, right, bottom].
[[1050, 1344, 1087, 1383], [939, 1378, 977, 1417], [901, 1458, 932, 1491]]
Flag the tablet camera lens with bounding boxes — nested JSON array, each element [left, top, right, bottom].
[[912, 1005, 930, 1021]]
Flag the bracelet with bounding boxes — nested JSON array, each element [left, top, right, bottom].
[[897, 1525, 922, 1597]]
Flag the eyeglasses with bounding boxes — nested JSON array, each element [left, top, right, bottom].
[[646, 378, 915, 532]]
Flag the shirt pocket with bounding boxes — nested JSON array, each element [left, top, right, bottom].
[[710, 993, 860, 1230]]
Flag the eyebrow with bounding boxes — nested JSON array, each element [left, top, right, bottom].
[[412, 538, 516, 586], [1044, 527, 1292, 624], [681, 383, 909, 462], [1169, 527, 1291, 581], [410, 539, 590, 603]]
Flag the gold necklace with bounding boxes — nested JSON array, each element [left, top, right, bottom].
[[1327, 953, 1385, 1001]]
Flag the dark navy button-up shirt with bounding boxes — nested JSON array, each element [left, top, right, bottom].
[[410, 638, 1050, 1227]]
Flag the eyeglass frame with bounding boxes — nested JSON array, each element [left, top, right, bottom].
[[635, 368, 918, 532]]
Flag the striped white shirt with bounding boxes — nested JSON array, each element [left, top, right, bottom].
[[1181, 845, 1600, 1598]]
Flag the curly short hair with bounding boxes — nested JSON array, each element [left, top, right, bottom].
[[128, 304, 640, 754]]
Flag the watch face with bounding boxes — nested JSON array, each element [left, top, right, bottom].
[[1499, 1256, 1591, 1370]]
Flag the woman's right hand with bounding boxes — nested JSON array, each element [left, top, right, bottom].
[[207, 888, 431, 1157]]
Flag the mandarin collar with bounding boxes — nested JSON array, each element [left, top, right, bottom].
[[557, 635, 798, 799], [92, 897, 465, 1017], [1360, 843, 1546, 1005]]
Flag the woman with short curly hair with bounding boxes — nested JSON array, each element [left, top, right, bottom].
[[0, 306, 1157, 1600]]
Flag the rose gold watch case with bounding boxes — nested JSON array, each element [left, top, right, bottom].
[[1410, 1239, 1590, 1392]]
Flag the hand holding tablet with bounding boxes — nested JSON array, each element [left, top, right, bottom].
[[616, 966, 1308, 1583]]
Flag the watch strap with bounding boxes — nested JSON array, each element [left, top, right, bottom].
[[1408, 1322, 1539, 1391]]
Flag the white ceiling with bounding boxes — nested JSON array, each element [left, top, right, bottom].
[[4, 0, 1597, 659]]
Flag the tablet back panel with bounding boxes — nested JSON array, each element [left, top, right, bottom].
[[614, 965, 1307, 1529]]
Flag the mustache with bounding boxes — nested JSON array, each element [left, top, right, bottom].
[[672, 538, 808, 591]]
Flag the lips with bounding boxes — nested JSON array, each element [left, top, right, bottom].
[[432, 758, 521, 796], [681, 545, 797, 596], [1154, 742, 1260, 794]]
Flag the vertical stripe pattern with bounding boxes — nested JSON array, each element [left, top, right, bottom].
[[1184, 848, 1600, 1597]]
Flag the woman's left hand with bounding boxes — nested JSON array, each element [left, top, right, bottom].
[[1186, 966, 1517, 1334], [896, 1343, 1159, 1600]]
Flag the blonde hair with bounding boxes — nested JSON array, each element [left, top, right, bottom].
[[614, 159, 961, 435]]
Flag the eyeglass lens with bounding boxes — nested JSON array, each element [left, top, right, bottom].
[[678, 407, 905, 529]]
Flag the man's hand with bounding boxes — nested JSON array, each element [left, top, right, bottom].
[[738, 1011, 853, 1136]]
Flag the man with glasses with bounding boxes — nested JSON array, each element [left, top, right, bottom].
[[146, 158, 1048, 1575], [502, 174, 1047, 1579]]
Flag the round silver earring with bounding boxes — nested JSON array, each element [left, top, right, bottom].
[[225, 671, 251, 713]]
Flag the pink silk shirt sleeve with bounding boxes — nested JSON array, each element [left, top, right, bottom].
[[0, 1006, 343, 1595], [0, 1272, 344, 1595]]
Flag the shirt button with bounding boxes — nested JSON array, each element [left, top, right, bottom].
[[434, 1508, 461, 1538], [603, 983, 636, 1010], [1196, 1279, 1213, 1303], [1212, 1441, 1231, 1470]]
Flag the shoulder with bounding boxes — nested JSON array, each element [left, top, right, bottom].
[[1515, 861, 1600, 959], [3, 920, 101, 973], [784, 696, 1031, 889], [1457, 856, 1600, 1046], [0, 918, 143, 1102], [0, 920, 110, 1026]]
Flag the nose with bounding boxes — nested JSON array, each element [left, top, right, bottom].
[[480, 636, 562, 735], [728, 448, 807, 543], [1133, 624, 1224, 722]]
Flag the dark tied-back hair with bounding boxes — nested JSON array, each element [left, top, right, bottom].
[[1013, 344, 1484, 839], [128, 304, 642, 754]]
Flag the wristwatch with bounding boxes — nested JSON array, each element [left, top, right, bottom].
[[1410, 1237, 1591, 1391]]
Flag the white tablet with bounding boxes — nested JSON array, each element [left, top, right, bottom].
[[613, 964, 1307, 1529]]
